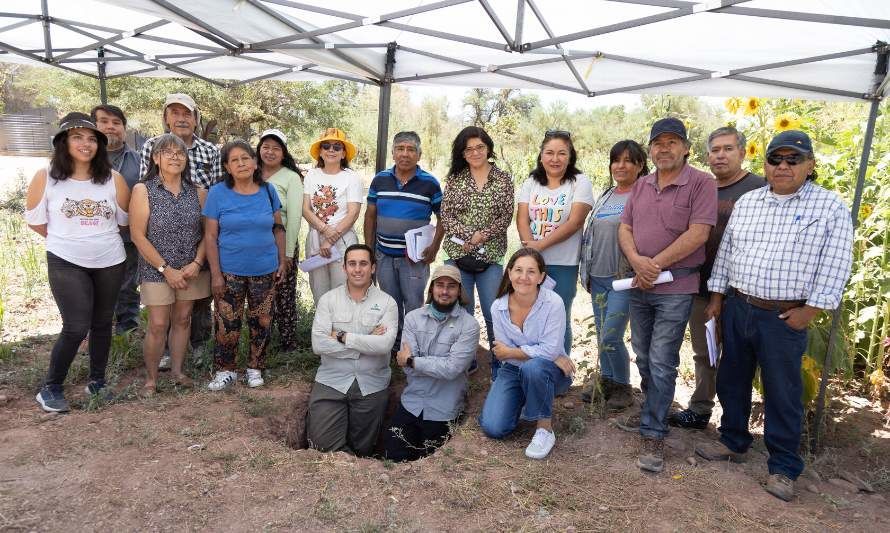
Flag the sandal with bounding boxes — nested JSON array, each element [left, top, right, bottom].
[[170, 374, 194, 387]]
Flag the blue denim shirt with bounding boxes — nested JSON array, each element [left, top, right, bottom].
[[491, 288, 566, 366], [401, 304, 480, 421]]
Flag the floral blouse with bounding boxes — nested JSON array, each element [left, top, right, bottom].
[[440, 164, 514, 264]]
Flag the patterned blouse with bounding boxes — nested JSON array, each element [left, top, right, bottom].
[[139, 176, 203, 283], [440, 164, 514, 264]]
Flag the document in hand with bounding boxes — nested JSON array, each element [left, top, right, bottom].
[[405, 224, 436, 262], [448, 235, 486, 255], [705, 317, 720, 367], [299, 244, 342, 273], [611, 271, 674, 291]]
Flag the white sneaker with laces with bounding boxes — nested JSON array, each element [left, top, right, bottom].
[[525, 428, 556, 459], [207, 370, 237, 391], [245, 368, 264, 388]]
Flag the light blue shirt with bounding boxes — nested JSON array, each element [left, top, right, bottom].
[[490, 288, 566, 366]]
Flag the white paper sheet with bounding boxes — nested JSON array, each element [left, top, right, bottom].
[[405, 224, 436, 262], [298, 244, 341, 272], [611, 271, 675, 291], [705, 317, 720, 367]]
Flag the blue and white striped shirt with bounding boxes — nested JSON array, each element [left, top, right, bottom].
[[708, 180, 853, 309], [367, 166, 442, 256]]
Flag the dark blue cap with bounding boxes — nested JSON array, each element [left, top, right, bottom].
[[649, 117, 687, 143], [766, 130, 813, 155]]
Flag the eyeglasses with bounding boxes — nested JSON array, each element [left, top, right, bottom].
[[544, 129, 572, 139], [160, 149, 186, 160], [463, 144, 487, 155], [766, 153, 806, 166], [320, 142, 344, 152]]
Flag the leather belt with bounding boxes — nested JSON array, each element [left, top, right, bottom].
[[731, 288, 805, 313]]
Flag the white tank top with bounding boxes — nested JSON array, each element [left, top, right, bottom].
[[25, 171, 126, 268]]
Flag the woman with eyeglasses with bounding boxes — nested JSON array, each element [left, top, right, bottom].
[[440, 126, 514, 379], [25, 112, 130, 412], [578, 140, 649, 410], [203, 140, 287, 391], [516, 130, 594, 354], [130, 134, 208, 396], [257, 129, 304, 352], [302, 128, 363, 303]]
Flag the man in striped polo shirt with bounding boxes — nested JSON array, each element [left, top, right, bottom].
[[364, 131, 445, 353]]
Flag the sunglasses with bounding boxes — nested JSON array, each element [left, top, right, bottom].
[[320, 142, 344, 152], [544, 129, 572, 139], [766, 153, 806, 166]]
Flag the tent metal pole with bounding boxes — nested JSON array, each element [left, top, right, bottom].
[[375, 43, 396, 173], [478, 0, 513, 47], [40, 0, 52, 61], [514, 0, 524, 51], [97, 46, 107, 104]]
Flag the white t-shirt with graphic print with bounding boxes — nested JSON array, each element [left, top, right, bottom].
[[517, 174, 595, 266]]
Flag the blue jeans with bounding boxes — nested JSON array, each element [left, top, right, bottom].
[[589, 276, 631, 385], [629, 290, 693, 439], [478, 358, 572, 439], [717, 294, 808, 480], [376, 251, 429, 351], [446, 259, 503, 376], [546, 264, 578, 354]]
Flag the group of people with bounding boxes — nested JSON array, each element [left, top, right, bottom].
[[23, 90, 854, 502]]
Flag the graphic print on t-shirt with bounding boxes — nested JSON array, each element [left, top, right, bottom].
[[60, 197, 113, 226], [528, 192, 567, 239], [311, 184, 339, 223]]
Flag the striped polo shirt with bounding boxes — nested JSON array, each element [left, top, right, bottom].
[[367, 165, 442, 256]]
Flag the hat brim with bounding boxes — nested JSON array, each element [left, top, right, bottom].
[[310, 138, 356, 163], [52, 122, 108, 147], [767, 144, 811, 156]]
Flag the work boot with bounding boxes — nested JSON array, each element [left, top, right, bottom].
[[695, 439, 748, 463], [582, 377, 612, 404], [606, 382, 634, 411], [668, 408, 710, 429], [636, 436, 665, 473], [616, 413, 640, 433], [765, 474, 794, 502]]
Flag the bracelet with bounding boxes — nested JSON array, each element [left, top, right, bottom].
[[273, 223, 286, 233], [192, 260, 203, 268]]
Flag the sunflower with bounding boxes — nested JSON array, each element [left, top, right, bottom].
[[774, 113, 801, 132], [724, 97, 742, 115], [743, 97, 760, 116], [746, 143, 760, 159]]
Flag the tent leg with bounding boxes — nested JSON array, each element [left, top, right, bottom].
[[97, 46, 107, 104], [811, 96, 881, 453], [375, 42, 397, 173]]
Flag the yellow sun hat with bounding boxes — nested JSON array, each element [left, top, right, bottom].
[[309, 127, 357, 163]]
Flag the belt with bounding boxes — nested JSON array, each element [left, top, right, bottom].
[[731, 288, 805, 313]]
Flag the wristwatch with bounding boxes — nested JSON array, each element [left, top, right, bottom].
[[157, 262, 168, 273], [336, 330, 347, 344]]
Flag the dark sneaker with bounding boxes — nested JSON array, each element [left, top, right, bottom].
[[765, 473, 794, 502], [616, 413, 640, 433], [606, 383, 634, 411], [668, 408, 710, 430], [84, 380, 114, 401], [695, 439, 748, 463], [636, 436, 665, 473], [36, 386, 70, 413]]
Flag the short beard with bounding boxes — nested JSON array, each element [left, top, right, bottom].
[[431, 299, 457, 313], [106, 134, 123, 151]]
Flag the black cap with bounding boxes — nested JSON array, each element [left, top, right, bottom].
[[52, 112, 108, 146], [766, 130, 812, 156], [649, 117, 687, 144]]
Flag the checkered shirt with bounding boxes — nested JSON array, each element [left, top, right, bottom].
[[708, 180, 853, 310], [139, 134, 221, 189]]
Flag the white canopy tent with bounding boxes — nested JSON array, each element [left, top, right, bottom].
[[1, 0, 888, 448]]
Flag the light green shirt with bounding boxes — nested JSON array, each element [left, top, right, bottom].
[[266, 167, 303, 258]]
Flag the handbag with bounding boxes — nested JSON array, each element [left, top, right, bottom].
[[455, 253, 491, 273]]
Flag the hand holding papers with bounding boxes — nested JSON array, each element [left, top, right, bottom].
[[405, 224, 436, 262], [705, 317, 720, 367], [448, 235, 486, 255], [299, 244, 342, 272], [611, 271, 674, 291]]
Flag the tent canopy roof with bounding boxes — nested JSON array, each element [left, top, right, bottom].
[[1, 0, 889, 100]]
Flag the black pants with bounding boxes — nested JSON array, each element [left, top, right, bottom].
[[383, 401, 454, 462], [113, 241, 141, 334], [45, 252, 125, 386]]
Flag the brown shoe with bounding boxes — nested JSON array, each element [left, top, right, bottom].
[[765, 473, 794, 502], [695, 440, 748, 463], [606, 383, 634, 411], [636, 436, 664, 473], [615, 413, 640, 433]]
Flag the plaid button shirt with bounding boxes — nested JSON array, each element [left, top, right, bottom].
[[139, 134, 221, 189], [708, 180, 853, 309]]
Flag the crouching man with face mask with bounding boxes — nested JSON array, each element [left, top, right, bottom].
[[384, 265, 480, 461]]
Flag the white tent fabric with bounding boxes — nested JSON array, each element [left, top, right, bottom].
[[1, 0, 889, 100]]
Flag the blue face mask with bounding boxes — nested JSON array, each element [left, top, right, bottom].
[[427, 303, 448, 321]]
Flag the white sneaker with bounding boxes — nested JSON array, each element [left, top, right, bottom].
[[207, 371, 237, 391], [525, 428, 556, 459], [158, 354, 171, 370], [245, 369, 264, 388]]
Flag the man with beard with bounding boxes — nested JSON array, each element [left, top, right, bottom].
[[383, 265, 480, 461], [307, 244, 398, 456], [91, 104, 141, 334]]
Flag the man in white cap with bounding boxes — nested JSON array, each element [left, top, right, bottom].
[[383, 264, 480, 461], [139, 93, 221, 365]]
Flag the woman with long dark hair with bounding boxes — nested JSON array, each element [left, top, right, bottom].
[[440, 126, 514, 378], [25, 112, 130, 412], [478, 248, 575, 460], [130, 134, 208, 396], [516, 131, 594, 355], [203, 140, 287, 391], [579, 140, 649, 410], [257, 129, 304, 351]]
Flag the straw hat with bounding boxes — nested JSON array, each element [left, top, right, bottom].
[[309, 128, 357, 162]]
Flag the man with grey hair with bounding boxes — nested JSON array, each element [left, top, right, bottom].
[[364, 131, 445, 353], [668, 126, 765, 430]]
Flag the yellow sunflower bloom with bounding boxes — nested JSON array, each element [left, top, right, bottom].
[[743, 97, 760, 116], [774, 113, 801, 132], [746, 143, 760, 159], [724, 97, 742, 115]]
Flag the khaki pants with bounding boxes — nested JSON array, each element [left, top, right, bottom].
[[687, 295, 717, 415], [306, 379, 388, 457]]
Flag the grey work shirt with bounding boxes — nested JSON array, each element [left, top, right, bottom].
[[400, 305, 480, 422], [311, 284, 398, 395], [108, 144, 141, 243]]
